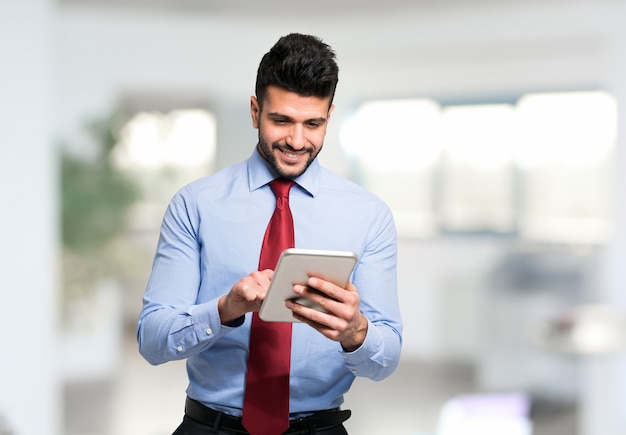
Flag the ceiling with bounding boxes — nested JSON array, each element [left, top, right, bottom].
[[54, 0, 617, 109], [58, 0, 510, 17]]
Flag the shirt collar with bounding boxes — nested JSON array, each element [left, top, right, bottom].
[[247, 147, 320, 197]]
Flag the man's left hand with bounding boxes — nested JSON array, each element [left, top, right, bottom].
[[286, 277, 368, 352]]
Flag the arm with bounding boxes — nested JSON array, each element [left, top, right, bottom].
[[137, 188, 278, 365], [137, 191, 226, 365]]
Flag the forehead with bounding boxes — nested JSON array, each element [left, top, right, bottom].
[[262, 86, 331, 119]]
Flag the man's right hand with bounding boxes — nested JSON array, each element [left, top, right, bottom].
[[218, 269, 274, 324]]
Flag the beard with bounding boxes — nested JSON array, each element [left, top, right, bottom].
[[257, 136, 320, 179]]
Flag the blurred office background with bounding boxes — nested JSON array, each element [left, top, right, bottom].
[[3, 0, 626, 434]]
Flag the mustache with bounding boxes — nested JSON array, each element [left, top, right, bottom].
[[273, 143, 314, 153]]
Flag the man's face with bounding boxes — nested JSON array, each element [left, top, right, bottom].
[[251, 85, 334, 178]]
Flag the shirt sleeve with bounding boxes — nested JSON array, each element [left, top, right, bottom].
[[136, 189, 242, 365], [341, 202, 403, 381], [340, 318, 400, 381]]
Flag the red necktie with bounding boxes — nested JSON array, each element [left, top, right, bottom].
[[242, 178, 295, 435]]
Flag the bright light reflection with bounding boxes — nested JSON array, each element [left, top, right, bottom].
[[112, 109, 216, 169], [442, 104, 516, 169], [515, 91, 617, 168], [340, 91, 616, 243], [340, 99, 442, 170]]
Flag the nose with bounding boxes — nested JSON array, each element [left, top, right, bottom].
[[286, 124, 306, 150]]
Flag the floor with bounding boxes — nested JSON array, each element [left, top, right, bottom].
[[65, 335, 577, 435]]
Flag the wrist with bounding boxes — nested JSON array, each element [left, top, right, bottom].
[[218, 294, 243, 325], [341, 313, 368, 352]]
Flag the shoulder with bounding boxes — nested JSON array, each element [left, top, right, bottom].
[[314, 166, 394, 228], [176, 161, 248, 201], [314, 167, 397, 243], [318, 166, 384, 204]]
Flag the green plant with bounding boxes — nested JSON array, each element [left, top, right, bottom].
[[60, 112, 140, 305]]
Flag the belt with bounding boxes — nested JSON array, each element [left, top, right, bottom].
[[185, 397, 351, 434]]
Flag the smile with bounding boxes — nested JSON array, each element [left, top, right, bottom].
[[277, 146, 308, 161], [282, 150, 302, 158]]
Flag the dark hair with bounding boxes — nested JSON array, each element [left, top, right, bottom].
[[255, 33, 339, 108]]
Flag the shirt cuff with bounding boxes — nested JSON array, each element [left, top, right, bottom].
[[190, 298, 244, 342], [340, 318, 381, 366]]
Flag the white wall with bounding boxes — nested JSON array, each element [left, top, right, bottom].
[[0, 1, 61, 434], [580, 4, 626, 434]]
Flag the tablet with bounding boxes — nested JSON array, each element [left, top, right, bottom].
[[259, 248, 358, 323]]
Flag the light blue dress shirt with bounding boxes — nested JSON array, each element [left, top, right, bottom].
[[137, 149, 402, 417]]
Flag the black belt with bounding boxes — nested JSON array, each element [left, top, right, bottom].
[[185, 397, 351, 434]]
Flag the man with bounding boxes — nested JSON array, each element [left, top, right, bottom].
[[138, 33, 402, 435]]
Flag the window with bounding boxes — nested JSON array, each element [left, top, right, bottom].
[[112, 107, 216, 201], [515, 92, 616, 244], [112, 108, 216, 170], [341, 91, 617, 244], [340, 99, 442, 238]]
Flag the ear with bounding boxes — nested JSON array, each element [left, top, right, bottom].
[[327, 103, 335, 120], [250, 96, 260, 129]]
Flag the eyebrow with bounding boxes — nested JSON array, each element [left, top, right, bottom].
[[267, 112, 327, 124]]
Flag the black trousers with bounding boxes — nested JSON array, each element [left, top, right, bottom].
[[173, 415, 349, 435]]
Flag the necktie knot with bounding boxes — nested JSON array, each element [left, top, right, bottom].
[[270, 178, 294, 199]]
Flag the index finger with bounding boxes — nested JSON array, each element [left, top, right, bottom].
[[306, 276, 354, 300]]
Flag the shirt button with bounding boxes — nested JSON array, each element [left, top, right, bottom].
[[176, 346, 183, 352], [206, 328, 213, 335]]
